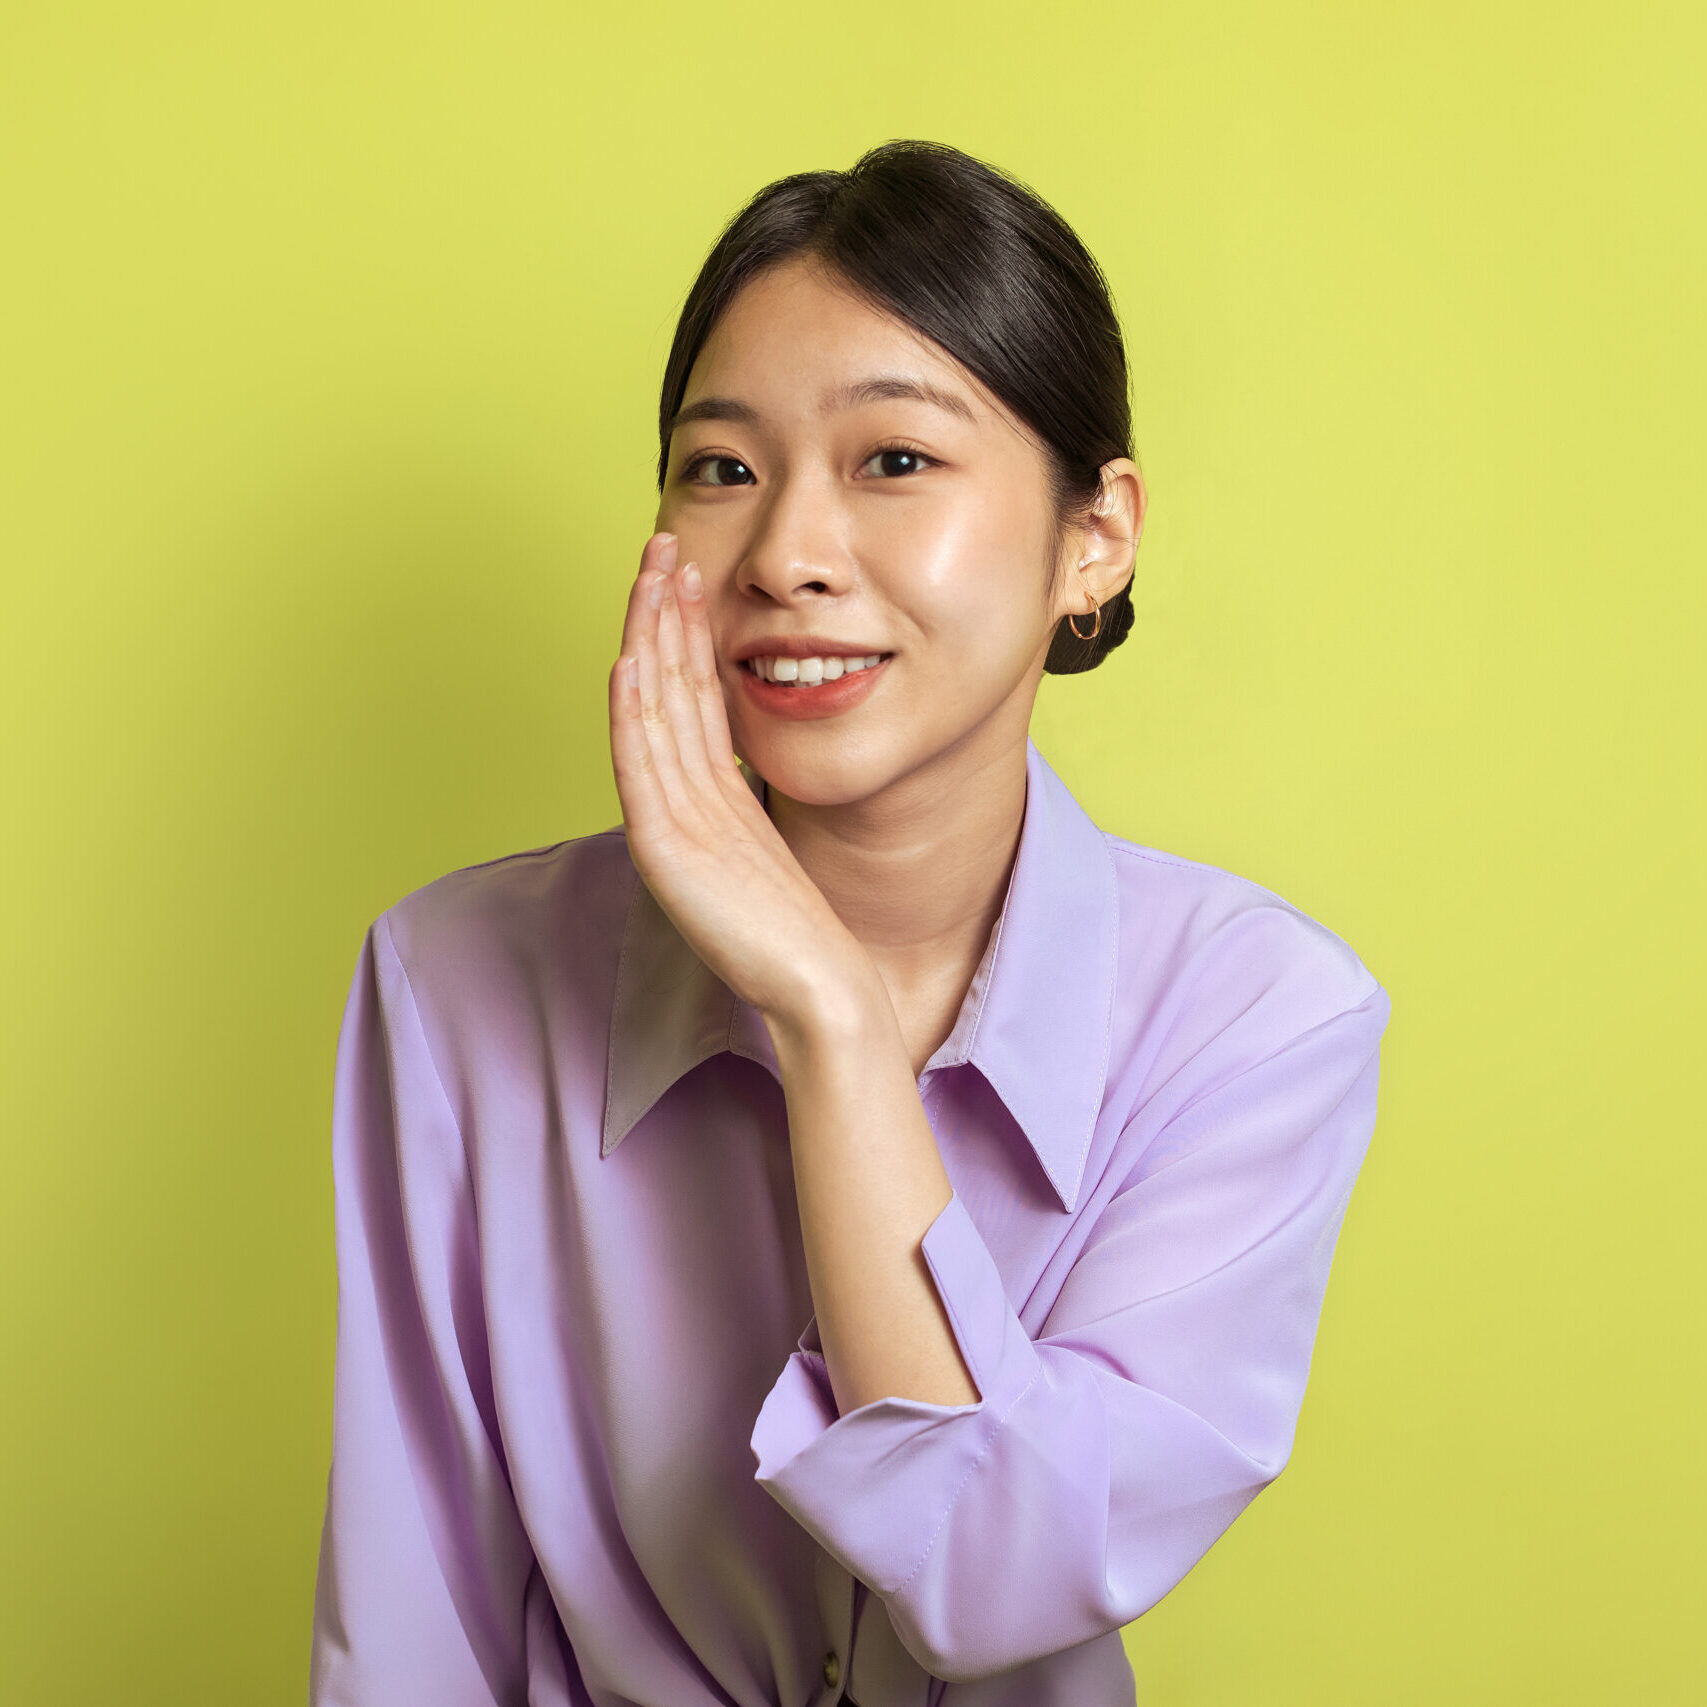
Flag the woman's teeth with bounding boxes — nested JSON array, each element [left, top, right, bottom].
[[746, 654, 886, 685]]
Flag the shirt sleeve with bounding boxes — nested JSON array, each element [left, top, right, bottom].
[[748, 983, 1391, 1685], [310, 918, 576, 1707]]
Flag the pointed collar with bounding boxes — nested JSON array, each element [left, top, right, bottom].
[[601, 736, 1119, 1214]]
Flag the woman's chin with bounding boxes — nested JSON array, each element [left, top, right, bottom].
[[733, 728, 910, 811]]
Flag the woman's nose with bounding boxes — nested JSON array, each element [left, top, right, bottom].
[[733, 476, 852, 604]]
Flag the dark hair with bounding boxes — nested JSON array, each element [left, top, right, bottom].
[[655, 139, 1139, 674]]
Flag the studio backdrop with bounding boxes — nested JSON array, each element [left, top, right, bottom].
[[1, 3, 1699, 1703]]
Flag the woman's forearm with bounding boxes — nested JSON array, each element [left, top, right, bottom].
[[766, 972, 981, 1417]]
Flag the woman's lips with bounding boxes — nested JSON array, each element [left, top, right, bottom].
[[734, 655, 892, 721]]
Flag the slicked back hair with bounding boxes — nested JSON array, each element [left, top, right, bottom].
[[656, 139, 1139, 674]]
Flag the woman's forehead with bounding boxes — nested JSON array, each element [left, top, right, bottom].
[[685, 265, 1021, 441]]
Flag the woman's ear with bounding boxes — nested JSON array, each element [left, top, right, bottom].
[[1056, 458, 1145, 624]]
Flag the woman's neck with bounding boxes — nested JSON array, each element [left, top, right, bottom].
[[762, 733, 1029, 1066]]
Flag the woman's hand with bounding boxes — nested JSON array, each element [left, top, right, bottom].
[[608, 532, 875, 1031], [611, 536, 973, 1425]]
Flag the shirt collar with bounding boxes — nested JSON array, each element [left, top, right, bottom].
[[601, 736, 1119, 1214]]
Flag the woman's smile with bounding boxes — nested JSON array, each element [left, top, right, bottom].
[[736, 650, 894, 720]]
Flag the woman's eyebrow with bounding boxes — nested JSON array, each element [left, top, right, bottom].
[[825, 376, 977, 422], [669, 375, 976, 435]]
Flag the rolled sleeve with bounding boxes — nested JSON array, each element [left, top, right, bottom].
[[750, 986, 1391, 1684], [750, 1189, 1039, 1590]]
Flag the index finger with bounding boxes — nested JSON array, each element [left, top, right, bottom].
[[618, 532, 678, 651]]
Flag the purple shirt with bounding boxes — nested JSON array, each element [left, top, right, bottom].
[[309, 737, 1390, 1707]]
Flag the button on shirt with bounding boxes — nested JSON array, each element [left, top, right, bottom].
[[309, 737, 1391, 1707]]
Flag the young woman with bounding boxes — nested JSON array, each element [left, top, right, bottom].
[[310, 140, 1391, 1707]]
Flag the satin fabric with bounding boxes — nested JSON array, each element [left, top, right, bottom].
[[309, 736, 1390, 1706]]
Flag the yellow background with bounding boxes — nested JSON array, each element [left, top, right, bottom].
[[2, 3, 1700, 1700]]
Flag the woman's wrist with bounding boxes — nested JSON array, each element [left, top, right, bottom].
[[761, 949, 898, 1074]]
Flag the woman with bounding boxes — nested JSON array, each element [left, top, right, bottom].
[[310, 140, 1390, 1707]]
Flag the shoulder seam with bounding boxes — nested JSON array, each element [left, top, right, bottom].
[[436, 826, 624, 882], [1104, 833, 1300, 908], [1103, 832, 1384, 1002], [382, 827, 627, 920]]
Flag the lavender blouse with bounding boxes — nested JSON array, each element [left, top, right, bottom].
[[308, 737, 1390, 1706]]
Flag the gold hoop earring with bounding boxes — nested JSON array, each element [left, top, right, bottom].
[[1067, 590, 1102, 641]]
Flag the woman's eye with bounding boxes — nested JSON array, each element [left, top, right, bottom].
[[683, 446, 932, 485], [685, 455, 755, 487], [862, 447, 933, 478]]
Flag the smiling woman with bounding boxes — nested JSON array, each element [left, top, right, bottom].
[[656, 143, 1142, 686], [309, 140, 1391, 1707], [650, 248, 1138, 767]]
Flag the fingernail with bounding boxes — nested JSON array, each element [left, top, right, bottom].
[[647, 574, 664, 608], [682, 562, 702, 598], [657, 531, 676, 545]]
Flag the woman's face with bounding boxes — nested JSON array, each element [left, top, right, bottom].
[[654, 255, 1121, 808]]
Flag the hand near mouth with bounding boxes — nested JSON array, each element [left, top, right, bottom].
[[608, 532, 878, 1031]]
